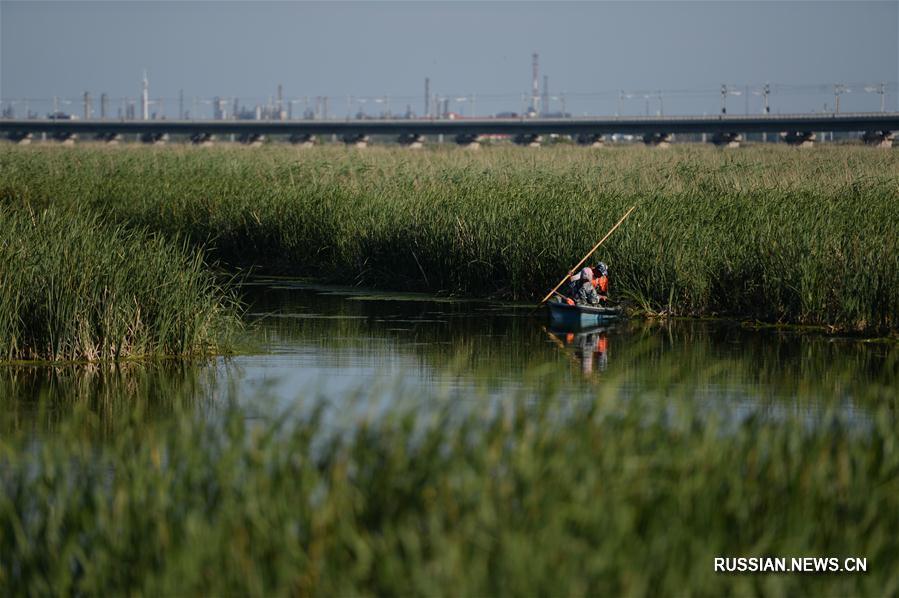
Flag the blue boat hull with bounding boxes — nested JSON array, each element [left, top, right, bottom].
[[547, 300, 621, 329]]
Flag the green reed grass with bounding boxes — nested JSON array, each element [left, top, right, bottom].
[[2, 382, 899, 595], [0, 206, 238, 362], [2, 144, 897, 331]]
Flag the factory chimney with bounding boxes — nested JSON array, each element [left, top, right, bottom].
[[531, 52, 539, 115], [542, 75, 550, 116], [141, 70, 149, 121]]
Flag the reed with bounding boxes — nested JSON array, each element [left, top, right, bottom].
[[2, 144, 897, 331], [0, 205, 238, 362], [2, 381, 898, 595]]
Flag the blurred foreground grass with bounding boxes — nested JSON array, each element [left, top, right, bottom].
[[2, 381, 898, 596]]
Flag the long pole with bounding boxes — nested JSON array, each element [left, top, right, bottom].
[[540, 205, 637, 304]]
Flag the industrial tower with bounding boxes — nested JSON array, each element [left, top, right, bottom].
[[141, 70, 149, 121]]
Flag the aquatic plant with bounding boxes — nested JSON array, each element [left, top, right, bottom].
[[2, 382, 898, 595], [1, 144, 897, 331], [0, 206, 238, 362]]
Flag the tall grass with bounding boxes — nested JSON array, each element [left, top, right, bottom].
[[2, 144, 898, 331], [0, 206, 238, 362], [2, 382, 899, 595]]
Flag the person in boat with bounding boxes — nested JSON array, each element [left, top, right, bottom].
[[567, 262, 610, 306]]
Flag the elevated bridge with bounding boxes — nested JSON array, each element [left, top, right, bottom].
[[2, 112, 897, 147]]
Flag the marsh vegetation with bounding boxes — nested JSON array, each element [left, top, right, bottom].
[[3, 144, 897, 335]]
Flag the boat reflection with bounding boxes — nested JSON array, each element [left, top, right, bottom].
[[544, 325, 612, 376]]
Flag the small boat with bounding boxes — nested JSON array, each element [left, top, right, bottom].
[[547, 298, 622, 329]]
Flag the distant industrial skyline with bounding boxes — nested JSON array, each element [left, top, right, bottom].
[[3, 76, 897, 121], [2, 1, 897, 117]]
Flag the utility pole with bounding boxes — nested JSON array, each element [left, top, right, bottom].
[[657, 90, 664, 116], [617, 90, 623, 117], [720, 84, 727, 114], [763, 83, 770, 114], [880, 81, 886, 112], [424, 77, 430, 117]]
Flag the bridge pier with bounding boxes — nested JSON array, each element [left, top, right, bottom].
[[780, 131, 815, 147], [710, 132, 742, 148], [513, 133, 541, 147], [575, 133, 604, 147], [342, 133, 369, 148], [51, 132, 78, 145], [190, 132, 215, 146], [397, 133, 424, 149], [140, 132, 168, 145], [862, 130, 895, 148], [643, 132, 671, 148], [238, 133, 265, 147], [289, 134, 316, 148], [7, 132, 32, 145], [95, 132, 122, 145], [454, 133, 480, 149]]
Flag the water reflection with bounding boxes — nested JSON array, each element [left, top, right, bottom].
[[0, 361, 218, 436], [242, 281, 898, 407], [2, 279, 897, 433], [544, 325, 612, 376]]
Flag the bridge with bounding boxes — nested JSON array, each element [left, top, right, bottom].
[[2, 112, 898, 147]]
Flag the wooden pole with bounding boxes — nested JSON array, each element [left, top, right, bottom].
[[540, 205, 636, 304]]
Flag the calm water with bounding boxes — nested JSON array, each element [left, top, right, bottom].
[[3, 279, 897, 431]]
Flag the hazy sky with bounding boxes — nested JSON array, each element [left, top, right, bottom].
[[2, 1, 897, 116]]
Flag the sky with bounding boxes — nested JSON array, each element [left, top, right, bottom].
[[1, 1, 897, 117]]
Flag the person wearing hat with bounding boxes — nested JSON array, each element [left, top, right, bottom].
[[567, 262, 610, 306], [592, 262, 610, 302]]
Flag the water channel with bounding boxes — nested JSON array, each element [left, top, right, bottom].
[[3, 279, 897, 433]]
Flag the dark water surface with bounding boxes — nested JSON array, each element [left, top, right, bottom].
[[3, 279, 897, 432]]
